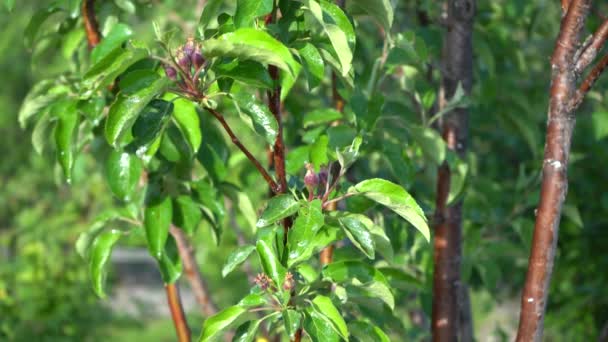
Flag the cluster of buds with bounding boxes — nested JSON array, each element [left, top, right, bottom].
[[254, 273, 273, 291], [282, 272, 295, 291], [163, 38, 206, 88]]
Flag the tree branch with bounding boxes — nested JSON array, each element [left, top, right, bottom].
[[267, 65, 287, 194], [170, 225, 218, 317], [81, 0, 101, 49], [574, 19, 608, 74], [165, 283, 192, 342], [205, 107, 280, 194], [571, 53, 608, 110], [516, 1, 592, 341]]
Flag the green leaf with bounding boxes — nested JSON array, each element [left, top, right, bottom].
[[348, 321, 390, 342], [304, 0, 353, 76], [89, 229, 122, 298], [144, 191, 173, 259], [256, 194, 301, 227], [256, 239, 287, 288], [338, 215, 375, 259], [232, 320, 262, 342], [287, 199, 324, 267], [172, 97, 202, 153], [283, 310, 303, 339], [126, 99, 173, 160], [24, 7, 59, 47], [232, 92, 279, 145], [304, 309, 340, 342], [298, 43, 325, 89], [4, 0, 14, 11], [198, 0, 225, 37], [406, 123, 446, 165], [310, 135, 329, 172], [91, 23, 133, 64], [322, 260, 394, 310], [215, 60, 274, 89], [173, 195, 203, 234], [311, 295, 349, 340], [83, 46, 148, 92], [114, 0, 136, 13], [105, 150, 143, 202], [201, 28, 299, 77], [348, 178, 429, 241], [53, 99, 79, 184], [286, 146, 311, 175], [222, 245, 256, 278], [157, 235, 183, 284], [234, 0, 273, 28], [31, 111, 52, 155], [105, 73, 169, 147], [348, 0, 394, 32], [304, 109, 342, 128], [446, 151, 469, 204], [199, 306, 247, 342], [238, 293, 267, 308], [322, 260, 388, 285], [18, 80, 68, 127]]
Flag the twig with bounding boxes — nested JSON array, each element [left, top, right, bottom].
[[82, 0, 101, 48], [267, 65, 287, 194], [571, 53, 608, 110], [574, 19, 608, 74], [165, 283, 192, 342], [205, 107, 280, 194], [170, 225, 218, 316]]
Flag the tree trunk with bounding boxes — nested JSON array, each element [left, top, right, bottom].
[[432, 1, 475, 341], [516, 1, 592, 341]]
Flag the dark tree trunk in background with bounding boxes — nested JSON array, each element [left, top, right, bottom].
[[432, 1, 475, 341]]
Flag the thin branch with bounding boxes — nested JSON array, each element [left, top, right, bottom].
[[165, 283, 192, 342], [170, 225, 218, 317], [571, 53, 608, 110], [82, 0, 101, 48], [267, 65, 288, 194], [205, 107, 280, 194], [562, 0, 571, 15], [575, 19, 608, 74]]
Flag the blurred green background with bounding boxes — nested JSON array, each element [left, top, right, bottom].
[[1, 1, 607, 341]]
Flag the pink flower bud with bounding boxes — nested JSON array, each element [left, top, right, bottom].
[[183, 38, 195, 58], [304, 165, 319, 188], [192, 51, 205, 70], [164, 64, 177, 80]]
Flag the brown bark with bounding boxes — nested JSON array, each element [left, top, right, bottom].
[[432, 1, 475, 341], [81, 0, 101, 48], [170, 225, 218, 317], [516, 1, 593, 341], [165, 283, 192, 342]]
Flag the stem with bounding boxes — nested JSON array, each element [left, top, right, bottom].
[[267, 65, 288, 194], [165, 283, 192, 342], [570, 53, 608, 110], [516, 1, 592, 341], [432, 1, 474, 341], [574, 19, 608, 73], [205, 107, 280, 193], [170, 225, 218, 316], [81, 0, 101, 48]]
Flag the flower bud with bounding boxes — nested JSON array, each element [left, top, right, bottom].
[[318, 168, 328, 187], [192, 50, 205, 70], [304, 164, 319, 188], [282, 272, 294, 291], [164, 64, 177, 80], [183, 38, 195, 58], [177, 52, 191, 71]]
